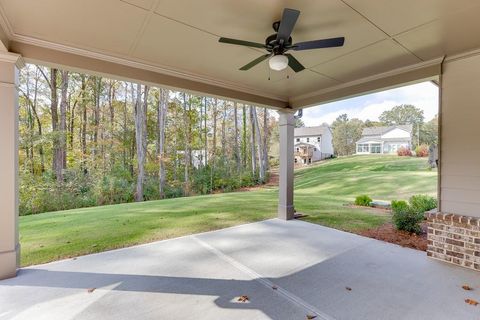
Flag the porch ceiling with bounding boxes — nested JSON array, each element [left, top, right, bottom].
[[1, 0, 480, 108]]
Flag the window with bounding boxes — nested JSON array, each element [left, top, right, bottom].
[[317, 137, 321, 142], [294, 158, 298, 163], [308, 158, 312, 164], [306, 138, 310, 142], [303, 159, 307, 164], [296, 148, 300, 152], [314, 148, 317, 151], [371, 144, 381, 154], [296, 138, 300, 142], [357, 144, 369, 153]]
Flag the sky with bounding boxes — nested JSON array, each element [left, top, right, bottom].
[[302, 81, 439, 126]]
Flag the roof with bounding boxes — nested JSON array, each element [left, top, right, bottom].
[[294, 125, 330, 137], [361, 125, 413, 136]]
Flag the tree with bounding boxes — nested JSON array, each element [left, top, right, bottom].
[[420, 115, 438, 146], [332, 114, 364, 156], [233, 102, 240, 171], [379, 104, 425, 147], [157, 88, 168, 198], [134, 84, 148, 201], [295, 117, 305, 128]]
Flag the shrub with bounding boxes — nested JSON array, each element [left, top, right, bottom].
[[355, 195, 372, 206], [409, 194, 437, 213], [391, 200, 423, 234], [415, 144, 429, 157], [397, 146, 412, 156]]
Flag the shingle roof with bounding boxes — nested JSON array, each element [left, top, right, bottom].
[[361, 124, 413, 136], [294, 125, 330, 137]]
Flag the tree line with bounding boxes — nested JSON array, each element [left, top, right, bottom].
[[19, 64, 275, 215]]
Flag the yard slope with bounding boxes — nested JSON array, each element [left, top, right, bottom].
[[20, 155, 437, 266]]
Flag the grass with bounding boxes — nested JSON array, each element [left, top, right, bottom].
[[19, 155, 437, 266]]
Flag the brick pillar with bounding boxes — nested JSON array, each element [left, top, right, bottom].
[[426, 212, 480, 271]]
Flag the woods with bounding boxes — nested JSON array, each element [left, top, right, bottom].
[[19, 64, 275, 215]]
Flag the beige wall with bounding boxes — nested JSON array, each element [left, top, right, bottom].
[[440, 53, 480, 217]]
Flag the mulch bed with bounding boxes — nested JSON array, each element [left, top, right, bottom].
[[359, 222, 427, 251]]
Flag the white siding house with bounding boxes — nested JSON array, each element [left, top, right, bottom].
[[294, 125, 334, 165], [355, 125, 413, 154]]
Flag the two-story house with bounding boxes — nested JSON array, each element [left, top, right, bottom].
[[355, 125, 413, 154], [294, 125, 334, 165]]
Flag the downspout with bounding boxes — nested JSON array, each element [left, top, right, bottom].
[[437, 55, 446, 212]]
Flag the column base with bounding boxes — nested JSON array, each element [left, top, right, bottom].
[[0, 243, 19, 280], [278, 204, 295, 220], [426, 211, 480, 271]]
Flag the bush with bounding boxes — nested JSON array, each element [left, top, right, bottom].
[[409, 194, 437, 213], [397, 146, 412, 156], [415, 144, 429, 157], [391, 200, 423, 234], [355, 195, 372, 206]]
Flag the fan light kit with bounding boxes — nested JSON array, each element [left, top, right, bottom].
[[218, 8, 345, 73], [269, 55, 289, 71]]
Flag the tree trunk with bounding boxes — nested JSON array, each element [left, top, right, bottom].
[[157, 88, 168, 198], [252, 106, 264, 182], [212, 98, 217, 165], [58, 70, 69, 181], [234, 102, 240, 171], [93, 77, 101, 162], [221, 101, 226, 159], [183, 93, 190, 196], [249, 105, 257, 176], [108, 80, 116, 168], [49, 68, 61, 180], [134, 84, 148, 202], [263, 107, 269, 172], [242, 104, 247, 168], [204, 97, 208, 166], [81, 75, 87, 174]]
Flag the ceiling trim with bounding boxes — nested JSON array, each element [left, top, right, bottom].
[[10, 41, 288, 109], [290, 57, 443, 109]]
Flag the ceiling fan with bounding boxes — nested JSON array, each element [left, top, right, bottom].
[[218, 8, 345, 73]]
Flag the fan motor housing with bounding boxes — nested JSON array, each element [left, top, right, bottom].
[[265, 34, 292, 54]]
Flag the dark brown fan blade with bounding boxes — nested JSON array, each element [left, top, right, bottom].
[[276, 8, 300, 43], [285, 54, 305, 72], [219, 37, 266, 49], [293, 37, 345, 51], [240, 54, 271, 71]]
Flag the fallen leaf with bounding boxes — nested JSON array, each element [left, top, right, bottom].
[[346, 287, 352, 291], [72, 257, 77, 260], [465, 299, 479, 306], [306, 315, 317, 319], [462, 285, 473, 291], [272, 285, 278, 290], [237, 295, 249, 302], [87, 288, 96, 293]]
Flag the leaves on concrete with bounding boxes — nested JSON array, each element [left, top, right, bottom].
[[462, 285, 473, 291], [306, 315, 317, 319], [87, 288, 96, 293], [237, 295, 249, 303], [345, 286, 352, 291], [272, 285, 278, 290], [465, 299, 479, 306]]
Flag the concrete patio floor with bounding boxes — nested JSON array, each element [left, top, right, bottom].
[[1, 219, 479, 320]]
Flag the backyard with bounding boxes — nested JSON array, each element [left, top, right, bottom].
[[20, 155, 437, 266]]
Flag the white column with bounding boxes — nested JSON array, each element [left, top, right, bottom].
[[0, 52, 22, 280], [278, 110, 295, 220]]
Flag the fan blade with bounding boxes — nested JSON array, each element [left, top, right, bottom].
[[285, 54, 305, 73], [276, 8, 300, 43], [240, 54, 270, 71], [219, 37, 265, 49], [293, 37, 345, 51]]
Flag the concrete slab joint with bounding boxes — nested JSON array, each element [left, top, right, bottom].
[[277, 110, 295, 220], [0, 51, 22, 280]]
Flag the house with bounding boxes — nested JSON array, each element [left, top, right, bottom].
[[294, 125, 333, 165], [355, 125, 413, 154]]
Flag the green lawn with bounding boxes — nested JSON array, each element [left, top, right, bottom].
[[20, 155, 437, 266]]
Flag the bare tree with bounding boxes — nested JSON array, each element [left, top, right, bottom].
[[58, 70, 69, 180], [183, 92, 190, 196], [249, 105, 257, 176], [263, 107, 269, 172], [252, 106, 265, 182]]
